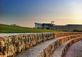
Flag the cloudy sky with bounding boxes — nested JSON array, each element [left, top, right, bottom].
[[1, 0, 82, 27]]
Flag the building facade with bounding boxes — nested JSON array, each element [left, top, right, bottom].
[[35, 23, 54, 29], [35, 23, 82, 32]]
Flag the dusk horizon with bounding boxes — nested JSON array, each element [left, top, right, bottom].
[[1, 0, 82, 27], [1, 0, 82, 57]]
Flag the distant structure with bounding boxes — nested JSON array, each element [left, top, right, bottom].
[[51, 21, 55, 24], [35, 23, 82, 32], [35, 23, 54, 29]]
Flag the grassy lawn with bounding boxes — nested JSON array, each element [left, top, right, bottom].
[[0, 24, 59, 33]]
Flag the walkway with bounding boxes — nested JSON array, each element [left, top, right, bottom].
[[16, 39, 56, 57], [65, 41, 82, 57]]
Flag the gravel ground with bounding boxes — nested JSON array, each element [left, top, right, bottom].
[[65, 41, 82, 57]]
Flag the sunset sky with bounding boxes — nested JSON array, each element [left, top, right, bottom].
[[1, 0, 82, 27]]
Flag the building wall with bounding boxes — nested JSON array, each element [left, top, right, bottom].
[[35, 23, 43, 29], [35, 23, 82, 32], [35, 23, 54, 29]]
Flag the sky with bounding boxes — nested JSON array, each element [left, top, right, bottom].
[[1, 0, 82, 27]]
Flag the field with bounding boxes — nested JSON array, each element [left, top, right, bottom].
[[0, 24, 59, 33]]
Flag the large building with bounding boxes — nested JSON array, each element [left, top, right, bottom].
[[35, 23, 54, 29], [35, 23, 82, 32]]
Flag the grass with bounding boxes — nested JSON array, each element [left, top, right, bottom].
[[0, 24, 59, 33]]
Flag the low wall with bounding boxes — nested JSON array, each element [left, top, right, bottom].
[[38, 34, 82, 57], [0, 33, 55, 57], [0, 32, 82, 57], [61, 37, 82, 57], [54, 32, 82, 38]]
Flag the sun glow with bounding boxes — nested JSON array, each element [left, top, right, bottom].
[[70, 1, 82, 19]]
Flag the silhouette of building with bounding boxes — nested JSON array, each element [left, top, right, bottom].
[[35, 23, 82, 32], [35, 23, 54, 29]]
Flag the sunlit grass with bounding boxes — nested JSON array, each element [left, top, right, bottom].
[[0, 24, 59, 33]]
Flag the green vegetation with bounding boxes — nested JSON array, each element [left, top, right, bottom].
[[0, 24, 58, 33]]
